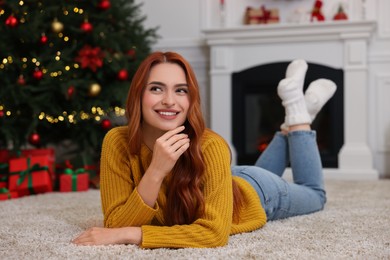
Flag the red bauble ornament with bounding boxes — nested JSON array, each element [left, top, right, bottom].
[[0, 110, 4, 118], [81, 21, 93, 33], [101, 119, 112, 130], [17, 75, 26, 85], [98, 0, 111, 10], [33, 69, 43, 80], [28, 133, 41, 146], [67, 85, 75, 99], [127, 49, 136, 59], [117, 69, 129, 81], [5, 15, 18, 27], [40, 34, 48, 44]]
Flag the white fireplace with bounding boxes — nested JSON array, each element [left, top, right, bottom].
[[203, 21, 379, 179]]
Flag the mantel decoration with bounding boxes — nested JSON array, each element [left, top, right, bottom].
[[244, 5, 280, 25]]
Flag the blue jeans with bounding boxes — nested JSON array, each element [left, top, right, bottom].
[[231, 131, 326, 221]]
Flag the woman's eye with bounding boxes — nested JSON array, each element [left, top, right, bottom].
[[150, 86, 162, 92], [176, 88, 188, 94]]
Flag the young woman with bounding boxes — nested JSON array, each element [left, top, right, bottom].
[[72, 52, 336, 248]]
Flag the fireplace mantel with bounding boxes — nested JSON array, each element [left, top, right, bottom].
[[204, 21, 375, 45], [203, 21, 379, 179]]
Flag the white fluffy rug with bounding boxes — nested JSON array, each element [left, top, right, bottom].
[[1, 180, 389, 259]]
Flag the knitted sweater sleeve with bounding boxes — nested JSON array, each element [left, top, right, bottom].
[[141, 132, 234, 248], [100, 127, 158, 228]]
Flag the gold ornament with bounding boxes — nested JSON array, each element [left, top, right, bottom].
[[52, 19, 64, 33], [88, 83, 101, 97]]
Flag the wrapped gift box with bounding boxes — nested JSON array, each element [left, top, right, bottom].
[[8, 155, 53, 197], [21, 149, 56, 181], [59, 169, 89, 192], [244, 6, 280, 25], [70, 154, 100, 189], [0, 188, 18, 201]]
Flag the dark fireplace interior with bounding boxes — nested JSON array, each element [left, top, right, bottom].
[[232, 62, 344, 168]]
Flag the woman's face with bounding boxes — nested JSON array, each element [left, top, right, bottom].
[[141, 62, 190, 135]]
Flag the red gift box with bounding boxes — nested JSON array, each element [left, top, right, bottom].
[[8, 155, 53, 197], [59, 168, 89, 192], [21, 149, 56, 181], [0, 188, 18, 201]]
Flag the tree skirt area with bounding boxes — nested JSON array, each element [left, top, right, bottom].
[[1, 180, 389, 259]]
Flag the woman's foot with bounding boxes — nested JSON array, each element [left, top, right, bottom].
[[305, 79, 337, 121], [280, 78, 337, 131], [278, 60, 311, 128]]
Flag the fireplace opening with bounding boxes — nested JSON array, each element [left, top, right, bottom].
[[232, 62, 344, 168]]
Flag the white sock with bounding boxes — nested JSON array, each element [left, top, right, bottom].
[[285, 59, 308, 89], [277, 77, 311, 127], [305, 78, 337, 120], [280, 78, 337, 131]]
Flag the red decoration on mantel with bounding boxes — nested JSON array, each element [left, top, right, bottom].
[[311, 0, 325, 22], [333, 5, 348, 21], [244, 6, 279, 25]]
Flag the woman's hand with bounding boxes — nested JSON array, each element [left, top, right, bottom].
[[72, 227, 142, 246], [137, 125, 190, 207], [149, 125, 190, 179]]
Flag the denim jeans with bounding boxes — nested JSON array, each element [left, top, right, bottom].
[[231, 131, 326, 221]]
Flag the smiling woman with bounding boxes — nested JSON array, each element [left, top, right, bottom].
[[72, 51, 335, 249], [141, 62, 190, 138]]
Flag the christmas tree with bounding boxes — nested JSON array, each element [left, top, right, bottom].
[[0, 0, 158, 160]]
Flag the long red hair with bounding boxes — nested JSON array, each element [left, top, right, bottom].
[[126, 51, 242, 225]]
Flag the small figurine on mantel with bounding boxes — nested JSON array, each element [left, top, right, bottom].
[[333, 4, 348, 21], [311, 0, 325, 22]]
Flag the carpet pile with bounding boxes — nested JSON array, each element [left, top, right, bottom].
[[1, 180, 389, 259]]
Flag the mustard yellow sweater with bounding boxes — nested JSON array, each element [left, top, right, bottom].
[[100, 126, 267, 248]]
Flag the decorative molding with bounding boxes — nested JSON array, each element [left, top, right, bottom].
[[344, 40, 367, 68], [377, 0, 390, 39], [369, 51, 390, 63], [203, 21, 377, 45], [376, 73, 390, 152]]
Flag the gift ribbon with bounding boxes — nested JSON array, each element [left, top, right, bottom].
[[0, 163, 8, 174], [0, 187, 12, 199], [0, 163, 8, 182], [11, 157, 49, 194], [64, 168, 85, 191]]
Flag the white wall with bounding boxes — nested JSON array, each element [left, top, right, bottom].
[[136, 0, 390, 178]]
